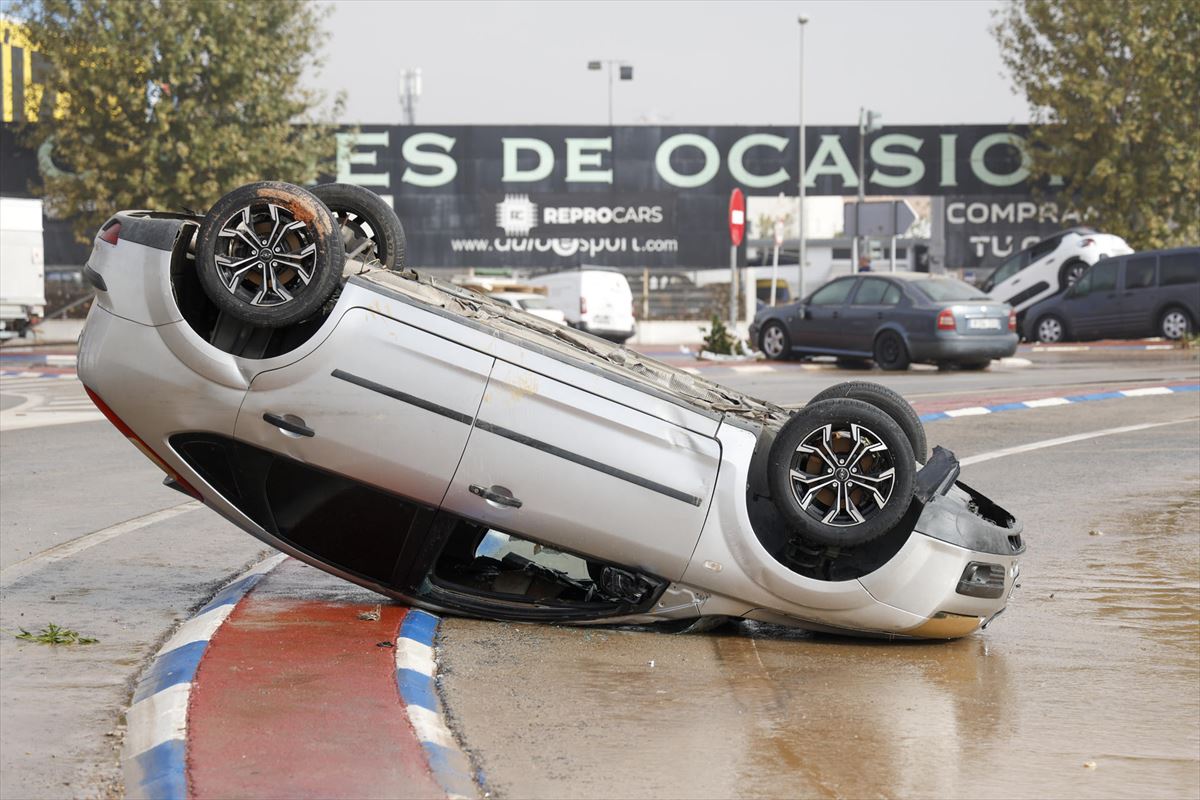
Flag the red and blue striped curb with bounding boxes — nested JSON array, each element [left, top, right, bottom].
[[919, 384, 1199, 422], [121, 554, 287, 800], [395, 610, 480, 799]]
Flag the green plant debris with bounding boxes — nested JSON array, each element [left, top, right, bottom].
[[15, 623, 99, 645]]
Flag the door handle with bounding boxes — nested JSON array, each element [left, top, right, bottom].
[[469, 484, 523, 508], [263, 412, 315, 438]]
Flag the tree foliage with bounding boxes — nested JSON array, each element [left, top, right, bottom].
[[13, 0, 340, 242], [993, 0, 1200, 249]]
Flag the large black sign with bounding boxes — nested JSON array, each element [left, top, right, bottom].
[[337, 125, 1036, 267]]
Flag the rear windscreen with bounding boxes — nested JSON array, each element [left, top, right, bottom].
[[911, 279, 991, 302]]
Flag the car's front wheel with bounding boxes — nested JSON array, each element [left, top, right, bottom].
[[1036, 314, 1067, 343], [873, 330, 910, 371], [760, 321, 791, 360], [768, 398, 915, 547], [196, 182, 343, 328], [1160, 306, 1194, 340]]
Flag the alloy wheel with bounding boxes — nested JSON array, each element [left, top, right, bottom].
[[213, 203, 319, 308], [762, 325, 785, 358], [787, 422, 897, 527]]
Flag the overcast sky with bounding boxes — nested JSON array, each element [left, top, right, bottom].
[[318, 0, 1029, 127]]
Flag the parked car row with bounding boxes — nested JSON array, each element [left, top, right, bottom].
[[1022, 247, 1199, 343], [750, 272, 1018, 370]]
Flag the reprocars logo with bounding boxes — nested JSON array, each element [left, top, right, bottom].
[[496, 194, 538, 237]]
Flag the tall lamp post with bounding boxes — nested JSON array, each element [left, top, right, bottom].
[[797, 14, 809, 300], [587, 60, 633, 125]]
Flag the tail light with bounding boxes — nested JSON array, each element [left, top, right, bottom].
[[98, 220, 121, 245], [1080, 238, 1095, 247], [580, 296, 588, 315], [936, 308, 956, 330], [84, 386, 203, 501], [1008, 309, 1018, 331]]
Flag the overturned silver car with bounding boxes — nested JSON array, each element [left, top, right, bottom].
[[78, 182, 1024, 639]]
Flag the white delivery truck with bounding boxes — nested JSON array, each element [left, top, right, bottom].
[[534, 267, 636, 343], [0, 197, 46, 340]]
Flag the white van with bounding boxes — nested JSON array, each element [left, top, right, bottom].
[[0, 197, 47, 339], [535, 268, 635, 343]]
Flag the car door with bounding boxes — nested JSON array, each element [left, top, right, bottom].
[[843, 277, 897, 353], [442, 359, 721, 581], [793, 277, 858, 353], [1063, 261, 1121, 339], [235, 307, 494, 509], [1117, 255, 1158, 337]]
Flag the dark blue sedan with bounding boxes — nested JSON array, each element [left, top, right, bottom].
[[749, 272, 1018, 371]]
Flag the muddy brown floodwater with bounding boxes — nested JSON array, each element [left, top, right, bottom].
[[439, 480, 1200, 799]]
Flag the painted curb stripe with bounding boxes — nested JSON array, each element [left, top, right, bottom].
[[396, 609, 479, 799], [122, 553, 287, 800], [919, 383, 1199, 422]]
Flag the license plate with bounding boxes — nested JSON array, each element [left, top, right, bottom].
[[968, 318, 1002, 330]]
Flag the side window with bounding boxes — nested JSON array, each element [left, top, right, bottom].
[[882, 284, 902, 305], [853, 278, 891, 305], [1072, 270, 1093, 297], [1091, 261, 1118, 293], [1124, 257, 1157, 290], [1160, 253, 1199, 286], [987, 251, 1029, 287], [1029, 239, 1059, 261], [810, 279, 855, 306]]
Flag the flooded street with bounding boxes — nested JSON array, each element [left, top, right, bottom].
[[439, 398, 1200, 799]]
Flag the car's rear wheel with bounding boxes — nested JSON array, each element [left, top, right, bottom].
[[808, 381, 927, 462], [760, 321, 791, 360], [768, 398, 915, 547], [196, 182, 343, 328], [1036, 314, 1067, 343], [1160, 306, 1193, 340], [311, 183, 406, 271], [873, 330, 910, 371], [1059, 259, 1088, 291]]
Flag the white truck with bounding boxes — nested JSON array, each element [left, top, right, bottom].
[[534, 267, 636, 343], [0, 197, 46, 340]]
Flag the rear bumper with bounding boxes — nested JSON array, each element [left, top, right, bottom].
[[908, 333, 1018, 363]]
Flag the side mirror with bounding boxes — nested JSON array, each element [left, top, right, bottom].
[[801, 304, 812, 320]]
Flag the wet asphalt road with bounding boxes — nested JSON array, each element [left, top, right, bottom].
[[0, 348, 1197, 798]]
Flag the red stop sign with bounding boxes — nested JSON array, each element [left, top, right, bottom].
[[729, 188, 745, 246]]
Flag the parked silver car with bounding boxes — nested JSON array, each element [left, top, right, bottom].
[[750, 272, 1019, 370], [78, 182, 1024, 640]]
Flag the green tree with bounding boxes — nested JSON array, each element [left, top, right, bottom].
[[993, 0, 1200, 249], [13, 0, 341, 242]]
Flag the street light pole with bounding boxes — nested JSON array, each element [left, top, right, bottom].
[[797, 14, 809, 301]]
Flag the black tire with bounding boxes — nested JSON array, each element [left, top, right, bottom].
[[1058, 259, 1089, 292], [196, 182, 342, 328], [873, 330, 910, 371], [1035, 314, 1068, 344], [808, 381, 927, 462], [311, 183, 406, 270], [768, 398, 915, 547], [760, 321, 791, 360], [1159, 306, 1193, 340]]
